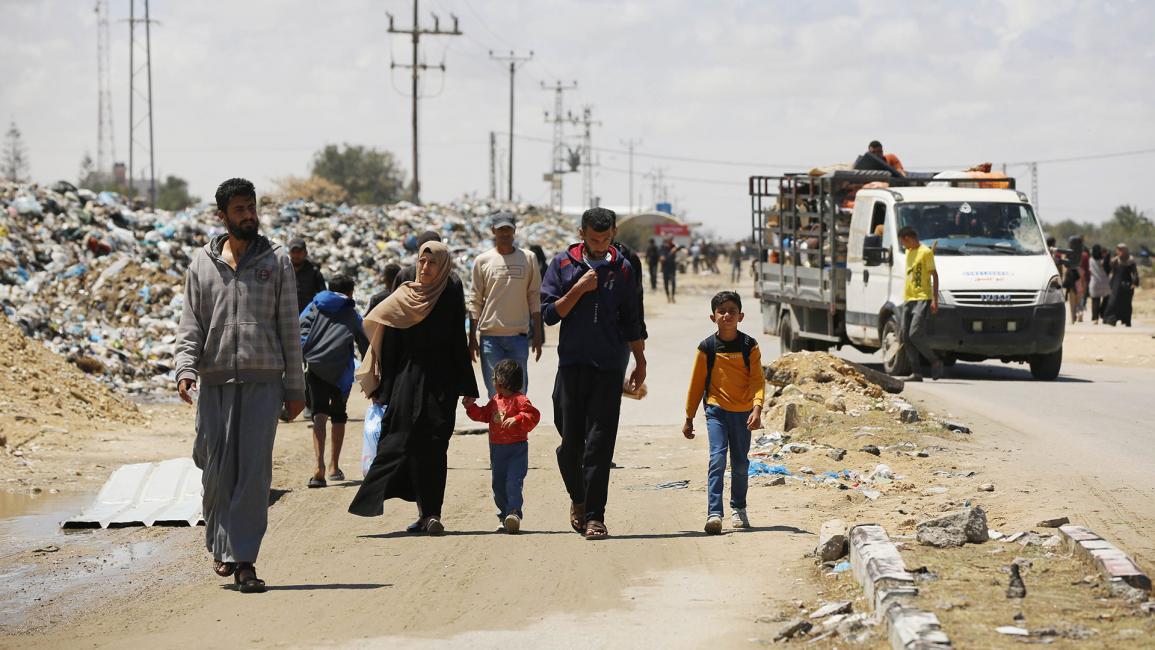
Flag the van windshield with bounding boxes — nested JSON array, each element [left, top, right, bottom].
[[895, 202, 1045, 255]]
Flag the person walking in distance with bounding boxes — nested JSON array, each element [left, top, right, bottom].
[[1103, 243, 1139, 327], [463, 359, 541, 534], [897, 226, 943, 381], [1087, 244, 1110, 324], [660, 238, 681, 304], [288, 237, 326, 313], [541, 207, 646, 540], [299, 274, 369, 488], [469, 211, 544, 397], [175, 178, 306, 593], [366, 263, 402, 315], [645, 239, 661, 291]]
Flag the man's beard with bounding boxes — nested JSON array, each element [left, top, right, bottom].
[[228, 220, 259, 241]]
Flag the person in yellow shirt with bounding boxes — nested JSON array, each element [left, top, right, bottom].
[[682, 291, 765, 535], [898, 226, 942, 381]]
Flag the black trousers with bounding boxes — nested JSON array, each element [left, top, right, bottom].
[[662, 269, 677, 300], [648, 262, 659, 290], [552, 364, 624, 524], [1091, 295, 1106, 321]]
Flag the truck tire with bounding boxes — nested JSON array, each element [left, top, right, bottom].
[[881, 316, 911, 377], [779, 315, 803, 355], [1029, 348, 1062, 381]]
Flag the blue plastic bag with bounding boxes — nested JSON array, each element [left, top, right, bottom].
[[748, 461, 790, 477], [361, 403, 386, 477]]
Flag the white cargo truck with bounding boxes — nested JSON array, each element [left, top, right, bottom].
[[751, 171, 1065, 379]]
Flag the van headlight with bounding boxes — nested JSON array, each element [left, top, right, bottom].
[[1040, 275, 1064, 304]]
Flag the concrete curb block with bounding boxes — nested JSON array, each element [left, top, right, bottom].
[[849, 524, 953, 649], [1058, 524, 1152, 594]]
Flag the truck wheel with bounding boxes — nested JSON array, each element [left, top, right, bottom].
[[881, 316, 911, 376], [779, 315, 803, 354], [1029, 348, 1062, 381]]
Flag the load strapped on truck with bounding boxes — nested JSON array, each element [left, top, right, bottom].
[[750, 169, 1065, 381]]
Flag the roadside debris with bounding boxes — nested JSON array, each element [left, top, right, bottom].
[[815, 519, 848, 562], [772, 618, 812, 642], [1006, 563, 1028, 598], [916, 506, 989, 548], [1037, 516, 1070, 528]]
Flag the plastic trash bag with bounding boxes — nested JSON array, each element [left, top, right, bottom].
[[361, 402, 386, 477]]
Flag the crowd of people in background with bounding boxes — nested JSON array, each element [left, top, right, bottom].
[[1051, 235, 1141, 327]]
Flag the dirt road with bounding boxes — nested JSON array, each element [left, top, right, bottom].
[[7, 277, 821, 649], [5, 273, 1155, 648]]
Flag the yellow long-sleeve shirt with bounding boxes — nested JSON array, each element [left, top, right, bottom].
[[684, 334, 765, 418]]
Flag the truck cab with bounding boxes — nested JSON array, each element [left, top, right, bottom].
[[751, 171, 1066, 380], [845, 185, 1065, 379]]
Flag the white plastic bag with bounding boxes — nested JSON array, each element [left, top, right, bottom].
[[361, 402, 387, 477]]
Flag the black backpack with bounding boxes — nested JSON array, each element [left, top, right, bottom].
[[698, 332, 756, 407]]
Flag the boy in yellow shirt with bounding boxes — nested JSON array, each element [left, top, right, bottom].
[[898, 226, 942, 381], [682, 291, 765, 534]]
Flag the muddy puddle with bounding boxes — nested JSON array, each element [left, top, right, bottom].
[[0, 490, 91, 555]]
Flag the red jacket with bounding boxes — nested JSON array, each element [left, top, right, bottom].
[[465, 393, 540, 444]]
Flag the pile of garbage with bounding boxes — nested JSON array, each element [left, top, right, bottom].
[[765, 351, 887, 400], [0, 312, 143, 442], [0, 181, 574, 396]]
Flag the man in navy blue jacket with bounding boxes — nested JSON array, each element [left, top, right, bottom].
[[541, 207, 647, 540]]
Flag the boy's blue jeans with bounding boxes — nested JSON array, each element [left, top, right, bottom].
[[705, 405, 751, 517], [490, 441, 528, 520], [480, 334, 530, 397]]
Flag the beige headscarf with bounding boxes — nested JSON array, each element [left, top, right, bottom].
[[356, 241, 452, 397]]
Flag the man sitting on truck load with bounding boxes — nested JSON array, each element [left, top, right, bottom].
[[854, 140, 905, 178], [898, 226, 943, 381]]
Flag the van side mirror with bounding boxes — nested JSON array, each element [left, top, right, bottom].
[[863, 234, 891, 267]]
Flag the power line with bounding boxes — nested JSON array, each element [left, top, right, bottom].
[[1004, 147, 1155, 166]]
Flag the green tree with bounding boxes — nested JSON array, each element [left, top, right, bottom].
[[3, 121, 30, 182], [309, 144, 407, 204], [156, 175, 200, 210]]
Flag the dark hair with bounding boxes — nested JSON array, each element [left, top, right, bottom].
[[897, 225, 918, 240], [581, 207, 616, 232], [711, 290, 742, 312], [215, 178, 256, 212], [493, 359, 523, 392], [417, 230, 442, 246], [1091, 243, 1102, 259], [383, 262, 401, 282], [329, 274, 354, 295], [869, 140, 883, 149]]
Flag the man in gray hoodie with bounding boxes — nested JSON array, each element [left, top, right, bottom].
[[175, 178, 305, 594]]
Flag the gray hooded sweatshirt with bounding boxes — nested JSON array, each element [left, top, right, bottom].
[[175, 233, 306, 401]]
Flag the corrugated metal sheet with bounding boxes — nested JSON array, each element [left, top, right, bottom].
[[63, 458, 203, 528]]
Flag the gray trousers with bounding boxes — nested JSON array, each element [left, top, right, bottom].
[[901, 300, 939, 370], [193, 382, 282, 563]]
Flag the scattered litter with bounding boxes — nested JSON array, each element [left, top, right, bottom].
[[772, 618, 813, 642], [978, 483, 995, 492], [808, 601, 852, 619], [832, 561, 851, 573], [654, 480, 690, 490], [996, 626, 1030, 636], [33, 545, 60, 554], [748, 462, 790, 477], [1037, 516, 1070, 528], [860, 444, 881, 456], [941, 420, 971, 434]]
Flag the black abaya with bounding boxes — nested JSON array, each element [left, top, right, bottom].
[[349, 278, 478, 518]]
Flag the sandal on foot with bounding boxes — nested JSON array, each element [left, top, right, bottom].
[[327, 469, 345, 482], [234, 563, 266, 594], [307, 477, 326, 489], [584, 520, 608, 540], [423, 516, 445, 536], [214, 561, 235, 577], [569, 502, 585, 534]]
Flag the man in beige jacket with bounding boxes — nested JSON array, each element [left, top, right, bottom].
[[469, 211, 543, 397]]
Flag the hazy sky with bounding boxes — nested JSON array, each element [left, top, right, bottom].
[[3, 0, 1154, 238]]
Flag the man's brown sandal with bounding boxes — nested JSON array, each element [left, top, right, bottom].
[[234, 563, 266, 593], [214, 561, 235, 577], [569, 502, 585, 534], [584, 520, 608, 540]]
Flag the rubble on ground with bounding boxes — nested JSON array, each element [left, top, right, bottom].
[[0, 312, 144, 447], [1, 181, 574, 396]]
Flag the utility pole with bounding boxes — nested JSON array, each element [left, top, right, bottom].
[[489, 50, 532, 202], [542, 80, 577, 213], [127, 0, 157, 207], [644, 166, 669, 211], [488, 131, 496, 199], [576, 106, 600, 210], [620, 138, 641, 215], [387, 1, 461, 205], [95, 0, 115, 177], [1029, 161, 1039, 208]]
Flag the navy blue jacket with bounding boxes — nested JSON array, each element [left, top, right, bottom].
[[541, 243, 642, 371], [300, 291, 369, 394]]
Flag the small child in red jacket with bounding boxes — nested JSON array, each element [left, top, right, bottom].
[[463, 359, 540, 534]]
